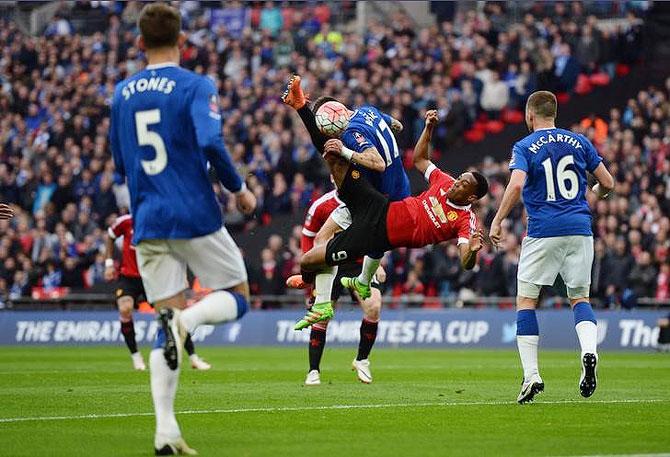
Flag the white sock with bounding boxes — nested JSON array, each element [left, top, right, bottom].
[[575, 321, 597, 355], [315, 266, 337, 303], [180, 290, 241, 334], [357, 256, 380, 286], [517, 335, 540, 381], [150, 348, 181, 447]]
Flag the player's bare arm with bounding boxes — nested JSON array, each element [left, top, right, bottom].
[[490, 169, 526, 247], [459, 229, 484, 270], [0, 203, 14, 220], [390, 118, 403, 133], [104, 234, 116, 281], [591, 162, 615, 199], [323, 138, 386, 172], [413, 110, 438, 175]]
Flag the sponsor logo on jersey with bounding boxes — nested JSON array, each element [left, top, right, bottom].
[[208, 94, 221, 120], [429, 196, 447, 223]]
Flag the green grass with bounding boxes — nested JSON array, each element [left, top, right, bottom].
[[0, 346, 668, 457]]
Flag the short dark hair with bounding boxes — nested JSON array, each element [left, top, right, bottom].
[[312, 96, 339, 113], [471, 171, 489, 199], [526, 91, 557, 119], [138, 3, 181, 49]]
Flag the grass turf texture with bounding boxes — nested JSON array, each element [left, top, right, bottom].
[[0, 347, 668, 457]]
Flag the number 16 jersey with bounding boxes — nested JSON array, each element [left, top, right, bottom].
[[509, 127, 603, 238], [110, 63, 241, 244]]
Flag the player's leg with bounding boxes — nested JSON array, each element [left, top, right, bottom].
[[136, 240, 193, 454], [562, 236, 598, 398], [116, 286, 146, 370], [183, 333, 211, 370], [353, 283, 382, 384], [281, 75, 329, 153], [305, 319, 329, 386]]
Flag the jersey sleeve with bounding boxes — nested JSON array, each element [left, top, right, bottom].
[[581, 135, 603, 172], [190, 77, 244, 192], [380, 111, 393, 126], [341, 128, 373, 153], [108, 215, 130, 239], [509, 143, 528, 172], [425, 164, 455, 187], [301, 203, 323, 253], [109, 86, 124, 177], [457, 212, 477, 246]]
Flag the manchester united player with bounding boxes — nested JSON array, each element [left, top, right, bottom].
[[105, 214, 211, 371], [293, 189, 385, 385], [295, 110, 488, 330]]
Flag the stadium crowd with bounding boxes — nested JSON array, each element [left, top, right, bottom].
[[0, 1, 659, 307]]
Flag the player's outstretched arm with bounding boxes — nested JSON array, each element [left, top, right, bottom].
[[591, 162, 615, 199], [413, 110, 438, 176], [459, 229, 484, 270], [323, 139, 385, 172], [490, 169, 526, 247]]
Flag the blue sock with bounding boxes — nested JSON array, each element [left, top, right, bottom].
[[573, 302, 596, 325], [516, 309, 539, 336], [153, 328, 165, 349], [230, 291, 249, 319]]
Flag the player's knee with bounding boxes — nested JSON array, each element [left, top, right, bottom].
[[301, 250, 319, 270], [314, 231, 330, 248], [117, 297, 134, 319]]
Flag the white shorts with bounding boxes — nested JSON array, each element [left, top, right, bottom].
[[331, 204, 352, 230], [517, 235, 594, 300], [136, 227, 247, 303]]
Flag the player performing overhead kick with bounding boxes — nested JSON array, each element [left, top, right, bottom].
[[489, 91, 615, 404], [105, 214, 211, 372], [282, 75, 409, 332], [297, 110, 488, 330], [110, 4, 256, 455]]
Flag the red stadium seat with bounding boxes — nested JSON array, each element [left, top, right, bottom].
[[501, 109, 523, 124], [556, 92, 570, 104], [464, 128, 485, 143], [589, 72, 610, 87], [473, 120, 488, 132], [616, 64, 630, 76], [575, 74, 592, 95], [485, 120, 505, 134]]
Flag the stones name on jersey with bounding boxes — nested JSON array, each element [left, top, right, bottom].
[[121, 76, 176, 100], [527, 132, 583, 154]]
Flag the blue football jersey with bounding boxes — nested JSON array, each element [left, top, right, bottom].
[[340, 105, 410, 201], [110, 62, 243, 244], [510, 127, 602, 238]]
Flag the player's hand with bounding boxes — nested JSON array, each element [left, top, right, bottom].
[[104, 266, 115, 282], [323, 138, 343, 159], [374, 265, 387, 284], [469, 229, 485, 252], [391, 118, 403, 133], [0, 204, 14, 220], [236, 188, 257, 215], [489, 221, 502, 248], [425, 110, 438, 128]]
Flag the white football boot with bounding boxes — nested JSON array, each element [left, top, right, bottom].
[[517, 373, 544, 404], [352, 359, 372, 384], [304, 370, 321, 386], [131, 352, 146, 371], [189, 354, 212, 371], [154, 437, 198, 455]]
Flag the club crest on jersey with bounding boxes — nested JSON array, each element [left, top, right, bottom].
[[351, 170, 360, 180], [353, 132, 365, 145], [447, 211, 458, 221], [116, 289, 123, 297]]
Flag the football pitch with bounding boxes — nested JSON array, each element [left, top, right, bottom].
[[0, 346, 668, 457]]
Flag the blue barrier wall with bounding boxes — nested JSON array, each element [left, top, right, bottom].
[[1, 309, 666, 350]]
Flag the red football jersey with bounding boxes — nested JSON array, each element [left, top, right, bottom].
[[301, 190, 341, 253], [386, 165, 477, 248], [108, 214, 140, 278]]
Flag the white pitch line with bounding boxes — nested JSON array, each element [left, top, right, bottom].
[[0, 399, 666, 424]]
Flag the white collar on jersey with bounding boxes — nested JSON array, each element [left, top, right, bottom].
[[534, 126, 556, 131], [446, 199, 471, 210], [145, 62, 179, 70]]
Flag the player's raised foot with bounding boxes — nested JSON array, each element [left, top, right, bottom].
[[131, 352, 146, 371], [294, 301, 334, 330], [158, 308, 186, 371], [579, 353, 598, 398], [517, 374, 544, 404], [352, 358, 373, 384], [155, 437, 198, 455], [304, 369, 321, 386], [340, 277, 371, 300], [281, 75, 306, 110], [286, 274, 307, 289], [189, 354, 212, 371]]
